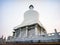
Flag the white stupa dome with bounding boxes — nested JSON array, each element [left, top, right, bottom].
[[14, 5, 43, 29], [24, 7, 39, 22]]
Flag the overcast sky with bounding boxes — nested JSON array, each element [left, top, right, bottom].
[[0, 0, 60, 38]]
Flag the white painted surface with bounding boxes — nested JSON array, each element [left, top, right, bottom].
[[14, 8, 43, 29]]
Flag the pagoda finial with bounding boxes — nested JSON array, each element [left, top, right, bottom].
[[29, 5, 34, 9]]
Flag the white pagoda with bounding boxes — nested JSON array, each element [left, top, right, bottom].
[[7, 5, 60, 43]]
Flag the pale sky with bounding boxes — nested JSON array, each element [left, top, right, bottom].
[[0, 0, 60, 38]]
